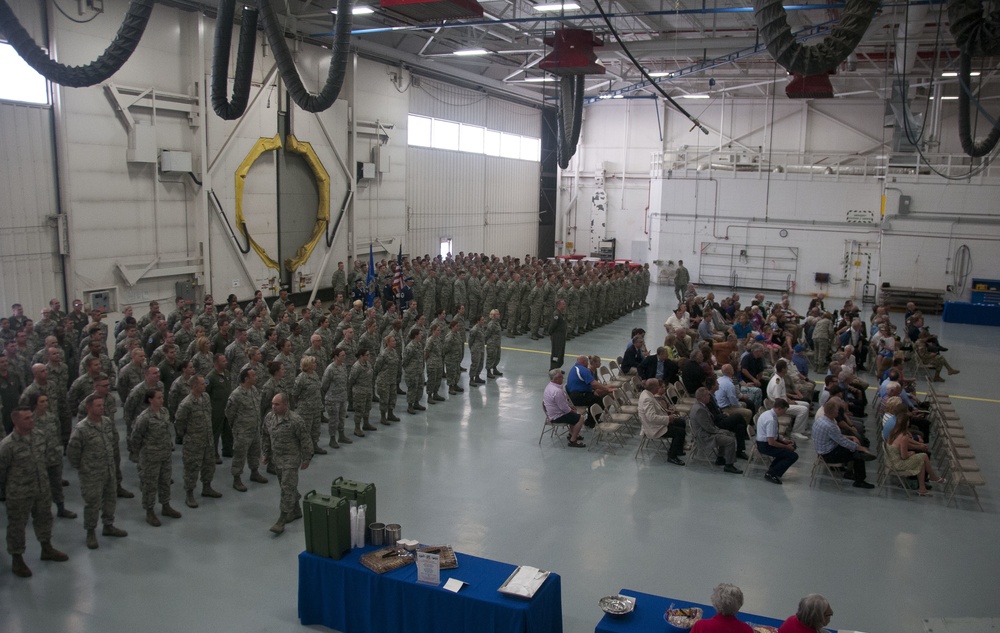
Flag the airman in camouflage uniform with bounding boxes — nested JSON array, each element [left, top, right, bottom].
[[348, 349, 376, 436], [527, 278, 545, 340], [291, 356, 326, 455], [467, 268, 483, 323], [374, 335, 401, 424], [505, 273, 523, 336], [320, 348, 351, 447], [403, 328, 426, 414], [262, 393, 312, 535], [485, 309, 503, 378], [67, 394, 128, 549], [273, 339, 298, 394], [224, 326, 250, 389], [225, 368, 268, 492], [0, 406, 69, 577], [443, 320, 465, 395], [130, 390, 181, 527], [174, 375, 221, 508], [467, 316, 486, 385], [453, 271, 468, 318], [424, 324, 446, 403], [26, 393, 75, 519]]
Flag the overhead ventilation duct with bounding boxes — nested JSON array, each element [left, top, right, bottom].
[[886, 6, 926, 155], [0, 0, 154, 87], [785, 72, 834, 99], [542, 29, 605, 170], [380, 0, 483, 21], [946, 0, 1000, 157], [540, 28, 606, 76], [211, 0, 259, 120], [257, 0, 352, 113], [753, 0, 879, 76]]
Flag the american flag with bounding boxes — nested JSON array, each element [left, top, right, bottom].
[[392, 244, 403, 306]]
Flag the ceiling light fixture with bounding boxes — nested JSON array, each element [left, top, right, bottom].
[[649, 72, 674, 78], [941, 71, 980, 77], [534, 2, 581, 11], [523, 77, 555, 82], [331, 6, 375, 14], [682, 94, 710, 99], [453, 49, 490, 56]]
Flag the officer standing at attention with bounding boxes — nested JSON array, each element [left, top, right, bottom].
[[130, 390, 182, 527], [225, 368, 268, 492], [174, 375, 222, 507], [548, 299, 568, 371], [262, 393, 311, 535], [68, 394, 129, 549], [0, 406, 70, 577]]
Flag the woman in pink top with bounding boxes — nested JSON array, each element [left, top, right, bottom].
[[778, 594, 833, 632], [690, 584, 752, 633]]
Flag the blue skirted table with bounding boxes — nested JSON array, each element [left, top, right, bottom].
[[299, 546, 563, 633], [942, 302, 1000, 326], [594, 589, 829, 633]]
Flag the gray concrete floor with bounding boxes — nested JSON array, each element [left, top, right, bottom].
[[1, 284, 997, 633]]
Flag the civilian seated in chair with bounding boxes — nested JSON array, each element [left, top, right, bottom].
[[637, 379, 686, 465], [681, 349, 708, 396], [779, 594, 834, 633], [755, 399, 799, 485], [566, 355, 610, 426], [704, 375, 750, 459], [766, 360, 811, 441], [822, 386, 868, 447], [620, 332, 646, 375], [637, 346, 679, 384], [813, 398, 875, 489], [691, 583, 753, 633], [690, 387, 742, 474], [886, 413, 944, 496], [542, 369, 585, 448], [714, 365, 754, 427]]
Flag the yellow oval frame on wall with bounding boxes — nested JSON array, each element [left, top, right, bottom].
[[234, 134, 331, 272]]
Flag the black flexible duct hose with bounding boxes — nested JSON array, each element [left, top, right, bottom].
[[753, 0, 878, 76], [211, 0, 259, 120], [556, 75, 583, 170], [0, 0, 154, 88], [256, 0, 352, 113], [947, 0, 1000, 56], [957, 53, 1000, 157]]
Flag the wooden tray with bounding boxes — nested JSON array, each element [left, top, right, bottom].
[[360, 548, 415, 574], [418, 545, 458, 570]]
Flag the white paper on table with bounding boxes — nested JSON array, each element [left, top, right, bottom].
[[443, 578, 466, 593], [500, 566, 548, 598]]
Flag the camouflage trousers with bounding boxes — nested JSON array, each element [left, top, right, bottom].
[[325, 399, 347, 437], [47, 463, 65, 505], [353, 394, 372, 425], [182, 440, 216, 490], [80, 473, 117, 530], [231, 426, 261, 476], [140, 456, 172, 509], [5, 493, 53, 554], [426, 366, 443, 397], [377, 382, 397, 415], [405, 375, 423, 408], [470, 349, 484, 380], [276, 466, 301, 516]]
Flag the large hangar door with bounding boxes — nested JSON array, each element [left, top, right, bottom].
[[0, 102, 64, 315]]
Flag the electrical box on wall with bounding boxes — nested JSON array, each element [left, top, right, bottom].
[[160, 150, 193, 174], [84, 288, 117, 313], [898, 195, 912, 215], [357, 161, 376, 180]]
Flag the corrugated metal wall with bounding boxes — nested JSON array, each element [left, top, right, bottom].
[[406, 78, 541, 257], [0, 102, 64, 316], [406, 148, 540, 257]]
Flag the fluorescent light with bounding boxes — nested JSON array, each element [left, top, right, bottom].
[[941, 71, 979, 77], [597, 93, 613, 100], [612, 95, 624, 99], [649, 72, 674, 78], [523, 77, 554, 82], [453, 49, 489, 56], [331, 6, 375, 14], [940, 96, 958, 100], [682, 94, 710, 99], [534, 2, 581, 11]]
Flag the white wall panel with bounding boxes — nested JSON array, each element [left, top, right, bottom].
[[409, 77, 541, 137], [0, 103, 62, 316]]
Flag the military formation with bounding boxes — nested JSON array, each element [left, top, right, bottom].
[[0, 252, 651, 577]]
